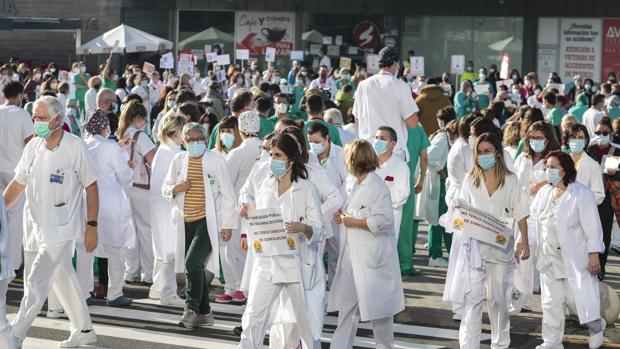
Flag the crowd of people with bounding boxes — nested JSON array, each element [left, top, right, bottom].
[[0, 44, 616, 349]]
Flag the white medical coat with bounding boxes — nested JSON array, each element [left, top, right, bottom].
[[575, 153, 605, 205], [417, 131, 450, 225]]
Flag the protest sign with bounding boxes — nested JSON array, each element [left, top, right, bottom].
[[236, 49, 250, 60], [366, 54, 380, 74], [216, 54, 231, 66], [450, 55, 465, 75], [265, 47, 276, 62], [451, 200, 513, 249], [474, 84, 490, 95], [159, 52, 174, 69], [327, 45, 340, 56], [290, 50, 304, 61], [500, 54, 510, 79], [234, 11, 295, 56], [339, 57, 352, 70], [245, 208, 297, 256], [142, 62, 155, 75], [496, 79, 514, 91], [545, 83, 566, 95], [206, 52, 217, 63], [410, 56, 425, 76]]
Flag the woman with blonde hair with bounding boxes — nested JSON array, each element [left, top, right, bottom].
[[116, 99, 157, 284], [149, 115, 187, 305]]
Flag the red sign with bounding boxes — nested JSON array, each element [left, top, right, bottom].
[[353, 21, 379, 50], [602, 19, 620, 77]]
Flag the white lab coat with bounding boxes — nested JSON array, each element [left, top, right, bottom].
[[327, 172, 405, 321], [575, 153, 605, 205], [531, 182, 605, 324], [162, 150, 238, 275], [417, 131, 450, 225], [150, 139, 183, 263], [307, 163, 343, 240], [226, 137, 262, 194], [445, 138, 469, 204], [85, 135, 135, 250], [375, 155, 410, 240], [0, 196, 13, 282]]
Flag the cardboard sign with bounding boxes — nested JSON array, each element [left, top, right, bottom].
[[290, 50, 304, 61], [452, 200, 513, 249], [410, 56, 425, 76], [236, 49, 250, 61], [206, 52, 218, 63], [159, 52, 174, 69], [450, 55, 465, 75], [339, 57, 352, 70], [265, 47, 276, 62], [216, 54, 231, 66], [474, 84, 490, 95], [500, 54, 510, 79], [546, 83, 566, 95], [366, 54, 380, 74], [142, 62, 155, 75], [245, 208, 297, 256]]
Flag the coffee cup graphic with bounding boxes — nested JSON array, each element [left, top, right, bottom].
[[262, 25, 286, 43]]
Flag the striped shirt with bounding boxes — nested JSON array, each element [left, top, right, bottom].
[[184, 156, 206, 222]]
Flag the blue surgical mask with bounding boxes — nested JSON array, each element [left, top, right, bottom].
[[187, 141, 206, 157], [270, 159, 289, 178], [220, 133, 235, 149], [67, 108, 77, 117], [568, 138, 585, 154], [529, 139, 546, 153], [373, 139, 389, 155], [545, 168, 562, 186], [310, 142, 325, 155], [166, 100, 176, 109], [477, 153, 496, 170], [597, 135, 610, 146]]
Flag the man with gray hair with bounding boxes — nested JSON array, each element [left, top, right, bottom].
[[324, 108, 355, 145], [3, 95, 98, 347]]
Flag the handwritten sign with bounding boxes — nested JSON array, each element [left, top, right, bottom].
[[410, 56, 425, 76], [366, 54, 380, 74], [236, 49, 250, 60], [159, 52, 174, 69], [245, 208, 297, 256], [450, 200, 513, 249], [206, 52, 218, 63], [496, 79, 514, 91], [265, 47, 276, 62], [142, 62, 155, 75], [216, 54, 231, 66], [290, 50, 304, 61], [500, 53, 510, 79], [450, 55, 465, 75], [474, 84, 490, 95]]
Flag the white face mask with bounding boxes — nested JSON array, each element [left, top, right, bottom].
[[276, 103, 288, 114]]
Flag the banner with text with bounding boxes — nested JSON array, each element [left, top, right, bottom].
[[451, 200, 513, 249], [245, 208, 297, 256], [235, 11, 295, 57], [559, 18, 602, 83]]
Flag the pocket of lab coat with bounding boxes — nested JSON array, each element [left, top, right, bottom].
[[53, 168, 75, 225], [302, 262, 316, 290], [363, 237, 388, 269]]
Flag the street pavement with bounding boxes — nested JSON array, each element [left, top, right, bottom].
[[5, 226, 620, 348]]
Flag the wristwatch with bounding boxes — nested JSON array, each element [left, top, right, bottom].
[[87, 220, 98, 227]]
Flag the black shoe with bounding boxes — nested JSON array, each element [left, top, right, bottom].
[[233, 326, 243, 336]]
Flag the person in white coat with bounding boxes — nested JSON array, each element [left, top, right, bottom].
[[148, 115, 186, 305], [3, 96, 98, 347], [80, 109, 135, 306], [443, 132, 530, 349], [329, 139, 405, 349], [115, 100, 156, 284], [0, 195, 16, 348], [215, 111, 262, 304], [307, 121, 347, 285], [512, 121, 561, 313], [531, 151, 606, 349], [238, 132, 325, 349], [372, 126, 411, 241], [162, 122, 238, 329], [562, 123, 606, 205]]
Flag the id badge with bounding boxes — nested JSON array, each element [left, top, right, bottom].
[[50, 169, 65, 184]]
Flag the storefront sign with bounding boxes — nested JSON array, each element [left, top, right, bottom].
[[602, 19, 620, 79], [246, 208, 297, 256], [537, 48, 557, 80], [559, 18, 602, 83], [235, 11, 295, 56], [353, 21, 379, 50]]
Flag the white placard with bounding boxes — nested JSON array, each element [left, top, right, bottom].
[[236, 49, 250, 60], [216, 69, 227, 82], [451, 200, 513, 249], [450, 55, 465, 75], [206, 52, 218, 63], [335, 35, 343, 46], [216, 54, 231, 66], [366, 54, 380, 74], [204, 44, 212, 54], [537, 48, 557, 81], [177, 61, 194, 77], [474, 84, 490, 94], [559, 18, 602, 83], [496, 79, 514, 91], [604, 156, 620, 172], [245, 208, 297, 256], [323, 36, 333, 45], [348, 46, 358, 55], [290, 50, 304, 61], [309, 44, 322, 55], [409, 56, 425, 76], [265, 47, 276, 62], [179, 53, 194, 63], [159, 52, 174, 69], [545, 83, 566, 95], [500, 54, 510, 79], [142, 62, 155, 75], [327, 45, 340, 57]]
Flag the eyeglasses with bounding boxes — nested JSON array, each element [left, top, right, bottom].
[[595, 131, 610, 136]]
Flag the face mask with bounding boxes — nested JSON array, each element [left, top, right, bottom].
[[597, 134, 610, 146], [373, 139, 389, 155], [310, 142, 325, 155], [141, 80, 148, 87], [80, 66, 86, 73], [260, 149, 270, 161], [489, 68, 496, 74], [585, 84, 592, 91], [569, 138, 585, 154], [512, 74, 518, 80], [529, 139, 546, 153], [276, 103, 288, 114], [609, 76, 616, 82], [477, 153, 496, 170], [342, 74, 351, 80], [112, 74, 118, 81], [34, 73, 41, 80], [592, 86, 598, 93], [479, 74, 486, 81], [545, 168, 562, 186], [237, 78, 244, 85], [466, 66, 473, 72], [67, 108, 77, 117], [524, 80, 531, 87], [270, 159, 289, 177], [220, 133, 235, 148], [512, 89, 520, 95], [535, 89, 542, 95], [406, 74, 414, 82], [187, 141, 206, 157], [34, 120, 55, 139], [244, 72, 251, 79], [166, 100, 176, 109], [51, 82, 58, 89], [50, 68, 56, 73], [296, 79, 304, 86], [468, 135, 477, 149]]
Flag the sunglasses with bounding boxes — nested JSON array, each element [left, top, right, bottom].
[[595, 131, 610, 136]]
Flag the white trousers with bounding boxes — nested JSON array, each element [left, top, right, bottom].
[[219, 230, 245, 295], [77, 244, 127, 301], [12, 241, 93, 340], [239, 275, 314, 349], [125, 187, 153, 282], [325, 223, 340, 287], [0, 278, 13, 349], [150, 259, 178, 300], [460, 261, 512, 349], [330, 268, 394, 349], [540, 267, 603, 346], [0, 172, 24, 270], [24, 251, 62, 311], [513, 219, 540, 310]]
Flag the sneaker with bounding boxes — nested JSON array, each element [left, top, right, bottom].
[[179, 308, 198, 329], [232, 290, 246, 303], [214, 294, 233, 303], [535, 343, 564, 349], [233, 326, 243, 336], [452, 313, 462, 321], [160, 295, 185, 306], [107, 296, 132, 307], [589, 318, 606, 349], [47, 309, 67, 319], [428, 257, 449, 268], [58, 329, 97, 348], [195, 312, 215, 327], [148, 289, 161, 300]]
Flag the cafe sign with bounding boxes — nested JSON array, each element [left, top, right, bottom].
[[235, 11, 295, 57]]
